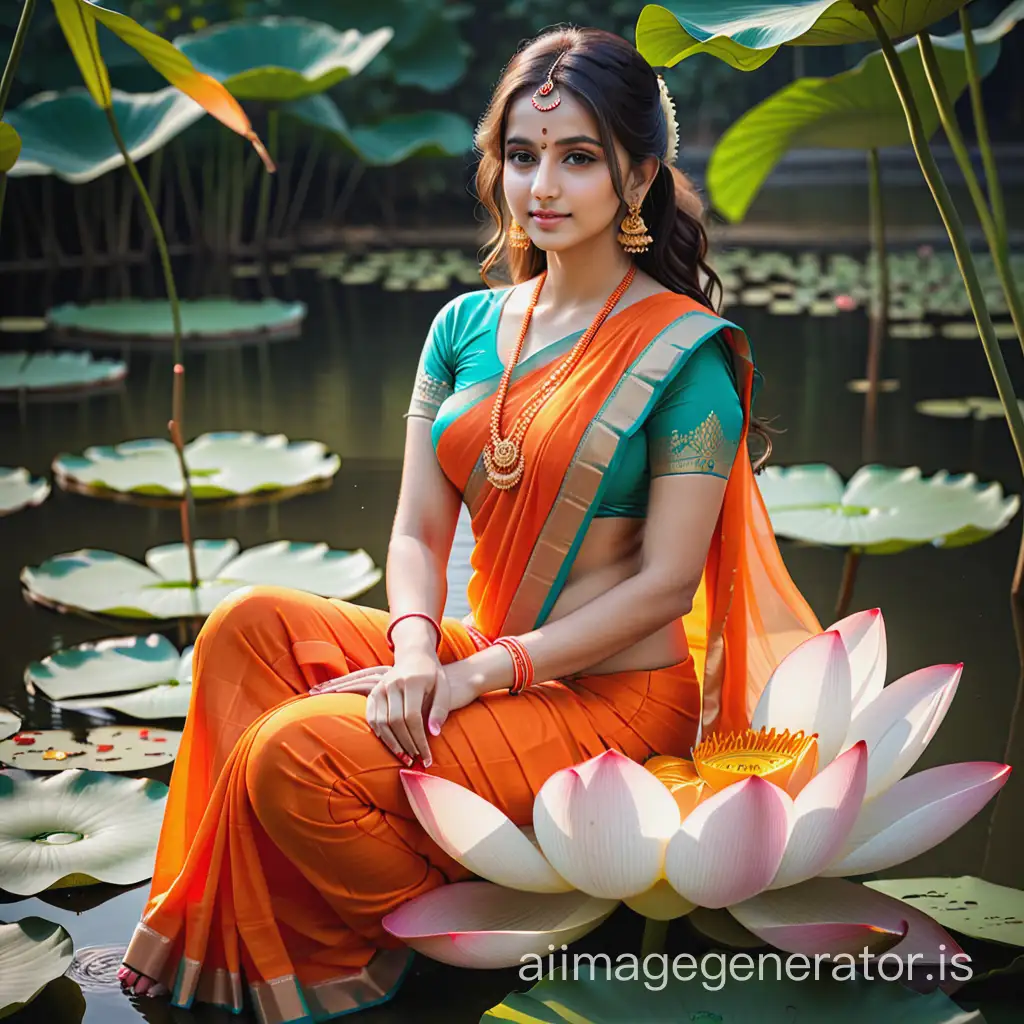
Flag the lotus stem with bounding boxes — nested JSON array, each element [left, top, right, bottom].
[[284, 132, 324, 239], [917, 32, 1024, 357], [0, 0, 35, 118], [862, 148, 889, 462], [640, 917, 669, 959], [960, 7, 1007, 253], [103, 106, 199, 590], [173, 142, 201, 245], [834, 548, 862, 621], [270, 132, 294, 240], [863, 6, 1024, 475], [255, 108, 279, 250]]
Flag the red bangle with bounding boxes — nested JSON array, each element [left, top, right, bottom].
[[386, 613, 442, 653], [493, 636, 534, 694], [465, 625, 492, 652]]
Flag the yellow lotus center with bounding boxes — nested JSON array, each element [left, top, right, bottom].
[[693, 727, 818, 796]]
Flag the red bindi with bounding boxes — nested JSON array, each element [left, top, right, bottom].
[[541, 128, 547, 134]]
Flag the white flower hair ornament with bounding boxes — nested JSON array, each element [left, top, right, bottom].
[[657, 75, 679, 165]]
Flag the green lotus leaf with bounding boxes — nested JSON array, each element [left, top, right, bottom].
[[53, 431, 340, 501], [0, 122, 20, 174], [757, 464, 1020, 554], [0, 726, 180, 772], [0, 468, 50, 516], [26, 634, 192, 720], [483, 970, 975, 1023], [21, 539, 383, 622], [174, 16, 393, 102], [6, 86, 205, 184], [707, 6, 1010, 222], [866, 876, 1024, 947], [0, 770, 168, 893], [46, 297, 306, 343], [390, 16, 468, 93], [0, 351, 126, 395], [916, 396, 1024, 421], [285, 94, 473, 166], [636, 0, 972, 69], [0, 918, 74, 1019]]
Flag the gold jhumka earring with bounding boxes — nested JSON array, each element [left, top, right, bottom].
[[508, 219, 531, 249], [618, 199, 653, 254]]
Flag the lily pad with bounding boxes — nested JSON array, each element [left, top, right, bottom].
[[0, 468, 50, 516], [915, 397, 1024, 421], [45, 298, 306, 347], [0, 770, 168, 893], [53, 431, 340, 502], [26, 634, 192, 720], [175, 17, 392, 102], [0, 917, 74, 1019], [6, 86, 205, 184], [846, 379, 900, 394], [0, 351, 126, 397], [483, 971, 979, 1023], [0, 711, 21, 742], [21, 539, 382, 622], [757, 464, 1020, 553], [0, 316, 47, 333], [0, 726, 180, 771], [866, 876, 1024, 947]]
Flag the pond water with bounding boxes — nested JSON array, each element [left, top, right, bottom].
[[0, 254, 1022, 1022]]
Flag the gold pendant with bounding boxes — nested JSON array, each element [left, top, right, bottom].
[[484, 441, 524, 490]]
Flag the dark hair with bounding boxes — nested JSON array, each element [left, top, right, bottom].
[[474, 26, 775, 469]]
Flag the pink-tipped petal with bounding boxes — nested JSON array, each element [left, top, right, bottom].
[[823, 762, 1011, 877], [664, 776, 789, 909], [381, 881, 616, 968], [730, 876, 963, 963], [533, 749, 680, 900], [845, 665, 962, 799], [400, 770, 571, 893], [825, 608, 887, 716], [771, 741, 868, 890], [752, 631, 852, 765]]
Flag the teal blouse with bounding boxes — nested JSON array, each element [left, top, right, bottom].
[[406, 288, 744, 518]]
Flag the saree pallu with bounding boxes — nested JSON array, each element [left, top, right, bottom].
[[124, 290, 820, 1022]]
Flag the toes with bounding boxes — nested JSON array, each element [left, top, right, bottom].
[[136, 977, 153, 995]]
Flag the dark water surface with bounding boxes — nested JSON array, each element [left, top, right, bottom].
[[1, 256, 1022, 1022]]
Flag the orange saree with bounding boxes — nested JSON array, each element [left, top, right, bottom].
[[123, 291, 819, 1023]]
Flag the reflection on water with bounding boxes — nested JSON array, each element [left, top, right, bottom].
[[0, 259, 1022, 1021]]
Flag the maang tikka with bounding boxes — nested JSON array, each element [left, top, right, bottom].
[[532, 51, 566, 112]]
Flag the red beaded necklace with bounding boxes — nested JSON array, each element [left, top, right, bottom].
[[483, 265, 637, 491]]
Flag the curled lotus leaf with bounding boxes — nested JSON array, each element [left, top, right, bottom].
[[0, 917, 74, 1018], [757, 464, 1020, 553], [26, 634, 192, 720], [0, 770, 168, 893], [0, 468, 50, 516], [175, 17, 393, 102], [6, 86, 205, 184], [0, 726, 180, 772], [53, 431, 340, 501], [21, 539, 383, 622], [0, 351, 126, 396]]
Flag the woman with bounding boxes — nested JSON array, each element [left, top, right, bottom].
[[119, 26, 819, 1022]]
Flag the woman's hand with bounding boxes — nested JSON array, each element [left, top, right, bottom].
[[308, 653, 480, 767]]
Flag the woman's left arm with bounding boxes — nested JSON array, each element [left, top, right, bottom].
[[450, 470, 728, 696]]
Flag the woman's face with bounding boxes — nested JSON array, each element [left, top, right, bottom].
[[503, 88, 642, 254]]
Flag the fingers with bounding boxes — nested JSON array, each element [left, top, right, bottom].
[[309, 678, 376, 696], [403, 686, 432, 767], [428, 671, 450, 738], [367, 686, 410, 766], [387, 686, 421, 765]]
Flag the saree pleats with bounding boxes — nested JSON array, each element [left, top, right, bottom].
[[127, 586, 702, 1021]]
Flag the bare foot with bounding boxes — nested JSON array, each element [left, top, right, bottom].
[[118, 965, 169, 998]]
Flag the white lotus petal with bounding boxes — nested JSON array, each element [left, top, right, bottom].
[[845, 664, 961, 799], [0, 918, 74, 1016], [53, 431, 340, 499], [533, 749, 680, 899], [0, 709, 21, 741], [752, 630, 852, 765], [771, 741, 867, 890], [664, 777, 789, 909], [21, 540, 383, 621], [825, 608, 887, 715], [0, 350, 125, 393], [56, 683, 192, 719], [0, 769, 168, 894], [400, 770, 571, 893], [824, 762, 1011, 877], [731, 876, 963, 963], [623, 879, 696, 921], [0, 726, 180, 771], [381, 882, 616, 968], [0, 467, 50, 515]]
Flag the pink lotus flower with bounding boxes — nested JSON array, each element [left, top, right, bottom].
[[835, 294, 857, 312], [382, 610, 1009, 970]]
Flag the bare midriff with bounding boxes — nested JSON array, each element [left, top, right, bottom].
[[543, 515, 690, 675]]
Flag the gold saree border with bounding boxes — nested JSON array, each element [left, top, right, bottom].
[[500, 310, 738, 636]]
